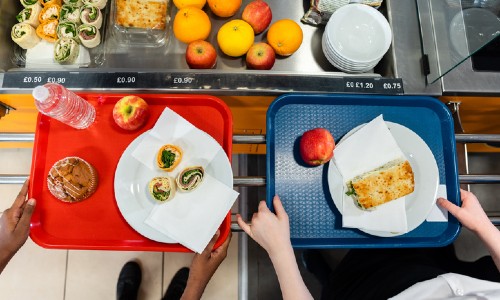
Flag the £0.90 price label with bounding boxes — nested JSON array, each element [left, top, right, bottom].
[[116, 76, 136, 84], [172, 76, 195, 85], [47, 77, 66, 84], [104, 72, 139, 88]]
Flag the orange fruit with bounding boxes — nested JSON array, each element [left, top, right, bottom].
[[173, 7, 211, 44], [173, 0, 206, 9], [267, 19, 303, 56], [207, 0, 241, 17], [217, 19, 254, 57]]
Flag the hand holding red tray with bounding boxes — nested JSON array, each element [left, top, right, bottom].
[[29, 94, 233, 252]]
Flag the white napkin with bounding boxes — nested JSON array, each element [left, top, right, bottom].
[[132, 108, 220, 173], [333, 115, 408, 233], [426, 184, 448, 222], [131, 107, 239, 252], [145, 173, 239, 253]]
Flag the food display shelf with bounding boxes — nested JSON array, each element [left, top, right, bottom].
[[0, 0, 404, 94], [28, 93, 233, 251]]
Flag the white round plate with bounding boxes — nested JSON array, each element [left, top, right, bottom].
[[114, 130, 233, 243], [327, 122, 439, 237]]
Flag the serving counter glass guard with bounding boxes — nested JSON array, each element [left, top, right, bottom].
[[416, 0, 500, 84]]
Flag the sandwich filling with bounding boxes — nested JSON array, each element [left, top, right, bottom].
[[156, 144, 183, 172]]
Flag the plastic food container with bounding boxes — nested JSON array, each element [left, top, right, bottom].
[[11, 4, 109, 68], [110, 0, 172, 47]]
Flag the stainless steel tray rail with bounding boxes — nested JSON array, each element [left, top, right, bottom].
[[0, 133, 499, 185], [1, 133, 499, 227]]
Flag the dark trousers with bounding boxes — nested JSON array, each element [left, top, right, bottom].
[[320, 246, 500, 300]]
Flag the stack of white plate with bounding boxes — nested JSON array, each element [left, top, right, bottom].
[[322, 4, 392, 73]]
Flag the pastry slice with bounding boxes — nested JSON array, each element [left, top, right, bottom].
[[346, 159, 415, 210]]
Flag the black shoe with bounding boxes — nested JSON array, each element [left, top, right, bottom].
[[163, 267, 190, 300], [117, 261, 142, 300]]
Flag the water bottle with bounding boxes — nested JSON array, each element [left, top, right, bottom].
[[32, 83, 95, 129]]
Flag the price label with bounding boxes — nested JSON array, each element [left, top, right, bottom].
[[172, 76, 195, 85], [101, 72, 139, 88], [47, 76, 67, 84], [344, 78, 377, 93], [22, 75, 44, 84], [382, 82, 402, 90], [4, 72, 84, 88], [116, 76, 136, 84], [343, 78, 404, 94]]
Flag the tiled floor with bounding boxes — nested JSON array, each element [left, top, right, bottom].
[[0, 148, 238, 300]]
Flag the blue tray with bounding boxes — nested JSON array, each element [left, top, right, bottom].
[[266, 94, 460, 248]]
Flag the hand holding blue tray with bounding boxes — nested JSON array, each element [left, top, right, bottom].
[[266, 94, 460, 249]]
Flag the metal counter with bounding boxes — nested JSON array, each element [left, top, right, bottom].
[[0, 0, 408, 94]]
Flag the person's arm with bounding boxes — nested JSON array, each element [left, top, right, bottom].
[[438, 188, 500, 270], [181, 230, 232, 300], [237, 195, 313, 300], [0, 179, 36, 274]]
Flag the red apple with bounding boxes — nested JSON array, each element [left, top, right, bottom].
[[185, 40, 217, 69], [299, 128, 335, 166], [246, 42, 275, 70], [112, 96, 149, 130], [242, 0, 272, 35]]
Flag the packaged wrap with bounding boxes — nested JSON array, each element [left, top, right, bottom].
[[82, 0, 107, 9], [78, 24, 100, 48], [38, 3, 61, 23], [60, 5, 81, 23], [21, 0, 40, 7], [16, 4, 43, 27], [54, 37, 80, 63], [302, 0, 383, 25], [36, 19, 58, 42], [57, 21, 79, 39], [11, 23, 41, 49], [80, 5, 102, 29]]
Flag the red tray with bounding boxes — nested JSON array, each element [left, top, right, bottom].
[[29, 94, 233, 252]]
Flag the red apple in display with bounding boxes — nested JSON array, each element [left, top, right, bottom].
[[299, 128, 335, 166], [185, 40, 217, 69], [242, 0, 272, 35], [246, 42, 275, 70], [112, 96, 149, 130]]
